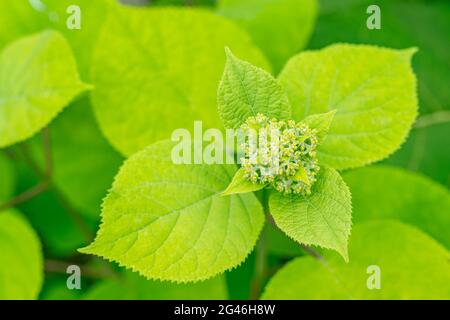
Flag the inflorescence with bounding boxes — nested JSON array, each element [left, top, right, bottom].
[[240, 114, 320, 195]]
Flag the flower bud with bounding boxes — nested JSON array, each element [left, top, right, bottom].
[[240, 113, 320, 195]]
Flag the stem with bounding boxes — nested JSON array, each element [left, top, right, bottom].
[[2, 149, 16, 161], [42, 127, 53, 178], [0, 180, 49, 211], [19, 143, 43, 176], [45, 259, 116, 280], [299, 244, 325, 261], [250, 190, 269, 300], [250, 227, 267, 299], [414, 110, 450, 129]]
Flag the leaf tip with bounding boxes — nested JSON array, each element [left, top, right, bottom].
[[338, 246, 349, 263], [323, 109, 338, 123], [224, 46, 235, 60], [328, 109, 338, 117], [403, 47, 419, 59], [343, 253, 349, 263], [78, 244, 95, 255]]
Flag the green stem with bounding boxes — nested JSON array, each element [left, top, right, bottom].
[[45, 259, 117, 280], [414, 110, 450, 129], [250, 189, 270, 299], [0, 180, 50, 212], [250, 227, 267, 299]]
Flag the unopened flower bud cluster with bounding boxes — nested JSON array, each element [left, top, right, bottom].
[[240, 114, 320, 195]]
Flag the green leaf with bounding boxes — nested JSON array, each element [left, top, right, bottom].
[[80, 140, 264, 282], [310, 0, 450, 116], [91, 6, 270, 156], [0, 0, 110, 80], [279, 44, 418, 170], [312, 0, 450, 182], [262, 221, 450, 299], [0, 0, 121, 218], [0, 30, 89, 148], [301, 110, 336, 144], [218, 0, 318, 73], [343, 165, 450, 249], [0, 154, 15, 202], [41, 0, 111, 80], [269, 166, 352, 261], [0, 1, 45, 49], [218, 48, 291, 129], [84, 272, 228, 300], [221, 167, 266, 196], [0, 210, 43, 299]]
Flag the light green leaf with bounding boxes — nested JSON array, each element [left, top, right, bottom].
[[0, 1, 46, 49], [262, 221, 450, 299], [0, 154, 15, 202], [279, 44, 418, 170], [0, 0, 120, 218], [311, 0, 450, 116], [218, 48, 291, 129], [218, 0, 318, 73], [0, 0, 110, 80], [269, 166, 352, 261], [84, 272, 228, 300], [0, 210, 43, 300], [40, 0, 111, 80], [221, 167, 266, 196], [91, 6, 269, 156], [301, 110, 336, 144], [80, 140, 264, 282], [0, 30, 89, 148], [343, 165, 450, 249], [308, 0, 450, 187]]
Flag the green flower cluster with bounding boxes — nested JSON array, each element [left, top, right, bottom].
[[240, 114, 320, 195]]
